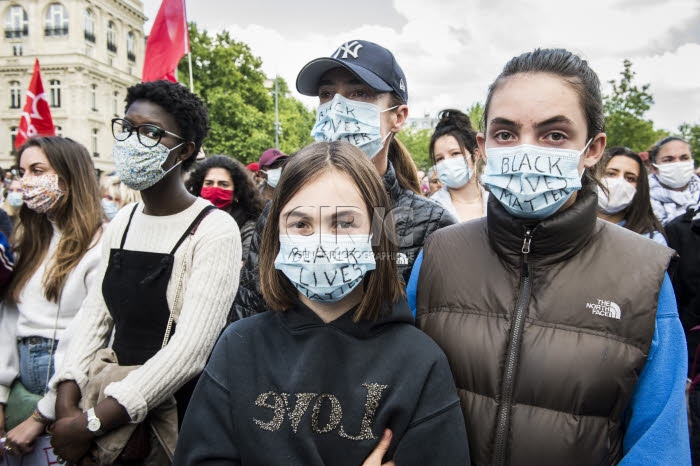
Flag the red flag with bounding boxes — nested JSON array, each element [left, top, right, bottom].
[[15, 59, 55, 150], [142, 0, 189, 83]]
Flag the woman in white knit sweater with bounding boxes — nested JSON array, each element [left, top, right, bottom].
[[0, 137, 104, 456], [50, 80, 241, 464]]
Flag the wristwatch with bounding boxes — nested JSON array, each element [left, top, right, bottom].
[[86, 408, 104, 436]]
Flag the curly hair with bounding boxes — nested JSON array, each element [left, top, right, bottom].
[[186, 155, 265, 224], [125, 80, 210, 171]]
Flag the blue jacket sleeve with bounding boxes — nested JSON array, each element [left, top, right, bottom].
[[620, 274, 691, 465], [407, 250, 423, 319]]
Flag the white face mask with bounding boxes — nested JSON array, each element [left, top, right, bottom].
[[653, 161, 695, 189], [597, 177, 637, 215], [263, 167, 282, 189]]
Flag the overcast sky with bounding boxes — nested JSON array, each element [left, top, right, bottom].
[[142, 0, 700, 133]]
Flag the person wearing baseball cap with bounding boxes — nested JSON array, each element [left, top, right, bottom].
[[228, 40, 456, 334], [257, 148, 287, 201]]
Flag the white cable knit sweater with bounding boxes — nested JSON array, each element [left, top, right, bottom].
[[52, 198, 241, 423]]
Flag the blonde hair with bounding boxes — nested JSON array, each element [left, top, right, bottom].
[[101, 174, 141, 208]]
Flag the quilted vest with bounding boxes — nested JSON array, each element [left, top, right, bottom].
[[417, 185, 675, 466]]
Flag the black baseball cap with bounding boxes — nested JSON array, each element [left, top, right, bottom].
[[296, 40, 408, 103]]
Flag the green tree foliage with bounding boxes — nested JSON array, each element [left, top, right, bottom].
[[178, 23, 314, 163], [603, 60, 667, 152], [678, 123, 700, 165], [397, 128, 432, 170], [467, 102, 485, 132]]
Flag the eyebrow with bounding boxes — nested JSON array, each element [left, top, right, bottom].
[[534, 115, 575, 129], [282, 210, 312, 221], [331, 209, 360, 221], [489, 117, 521, 129], [124, 116, 166, 129]]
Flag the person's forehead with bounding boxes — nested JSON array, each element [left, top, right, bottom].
[[659, 140, 690, 156]]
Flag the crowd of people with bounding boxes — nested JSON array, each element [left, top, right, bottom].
[[0, 39, 698, 466]]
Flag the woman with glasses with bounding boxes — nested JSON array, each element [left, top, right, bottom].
[[49, 80, 242, 464]]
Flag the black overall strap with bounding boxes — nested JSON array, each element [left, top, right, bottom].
[[169, 205, 216, 255], [119, 204, 140, 249]]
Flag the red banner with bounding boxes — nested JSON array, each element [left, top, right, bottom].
[[142, 0, 189, 83], [15, 59, 55, 150]]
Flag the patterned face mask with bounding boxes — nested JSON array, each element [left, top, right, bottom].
[[21, 173, 64, 214], [112, 135, 185, 191]]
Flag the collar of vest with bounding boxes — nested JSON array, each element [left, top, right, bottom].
[[486, 179, 598, 266], [382, 161, 403, 203]]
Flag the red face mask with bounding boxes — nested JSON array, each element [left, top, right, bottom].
[[201, 186, 234, 209]]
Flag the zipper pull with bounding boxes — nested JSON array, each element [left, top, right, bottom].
[[521, 228, 533, 277], [521, 228, 532, 255]]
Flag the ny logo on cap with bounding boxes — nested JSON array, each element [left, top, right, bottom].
[[332, 41, 363, 59]]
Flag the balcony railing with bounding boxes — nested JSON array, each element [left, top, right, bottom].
[[5, 27, 28, 38], [84, 31, 95, 42], [45, 26, 68, 37], [127, 51, 136, 62], [107, 42, 117, 53]]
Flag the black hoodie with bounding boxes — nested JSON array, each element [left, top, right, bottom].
[[174, 299, 469, 465]]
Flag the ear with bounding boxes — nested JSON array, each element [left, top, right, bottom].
[[582, 133, 607, 169], [389, 104, 409, 133], [476, 132, 487, 161], [176, 141, 196, 164]]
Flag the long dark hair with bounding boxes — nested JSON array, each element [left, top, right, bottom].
[[186, 155, 265, 226], [8, 137, 104, 304], [259, 141, 404, 322], [596, 146, 666, 240], [388, 93, 421, 195]]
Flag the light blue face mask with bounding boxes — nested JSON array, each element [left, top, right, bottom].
[[7, 191, 23, 208], [482, 140, 592, 219], [311, 94, 396, 159], [437, 156, 471, 189], [263, 167, 282, 189], [274, 234, 376, 303], [102, 198, 119, 220]]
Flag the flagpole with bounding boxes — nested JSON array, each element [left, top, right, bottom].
[[188, 52, 194, 93]]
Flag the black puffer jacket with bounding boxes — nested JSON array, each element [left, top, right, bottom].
[[227, 162, 457, 323], [666, 205, 700, 375]]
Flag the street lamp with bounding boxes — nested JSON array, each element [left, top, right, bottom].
[[263, 76, 281, 149]]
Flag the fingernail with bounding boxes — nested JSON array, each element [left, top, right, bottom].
[[383, 429, 392, 440]]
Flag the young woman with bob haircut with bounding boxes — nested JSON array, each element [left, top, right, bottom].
[[411, 48, 689, 465], [595, 146, 667, 244], [0, 136, 104, 457], [173, 141, 468, 466]]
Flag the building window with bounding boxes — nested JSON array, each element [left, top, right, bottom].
[[12, 44, 22, 56], [92, 129, 99, 157], [49, 80, 61, 107], [91, 84, 97, 111], [113, 91, 119, 116], [55, 125, 62, 137], [106, 21, 117, 53], [83, 9, 95, 42], [10, 127, 18, 151], [126, 31, 135, 62], [5, 5, 28, 38], [10, 81, 21, 109], [45, 3, 69, 37]]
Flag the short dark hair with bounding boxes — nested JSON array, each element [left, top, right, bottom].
[[483, 48, 605, 140], [125, 80, 210, 171], [596, 146, 666, 240], [649, 136, 690, 163], [186, 155, 265, 225], [259, 141, 405, 321]]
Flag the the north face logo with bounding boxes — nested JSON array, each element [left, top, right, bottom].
[[332, 41, 363, 59], [587, 299, 621, 319]]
